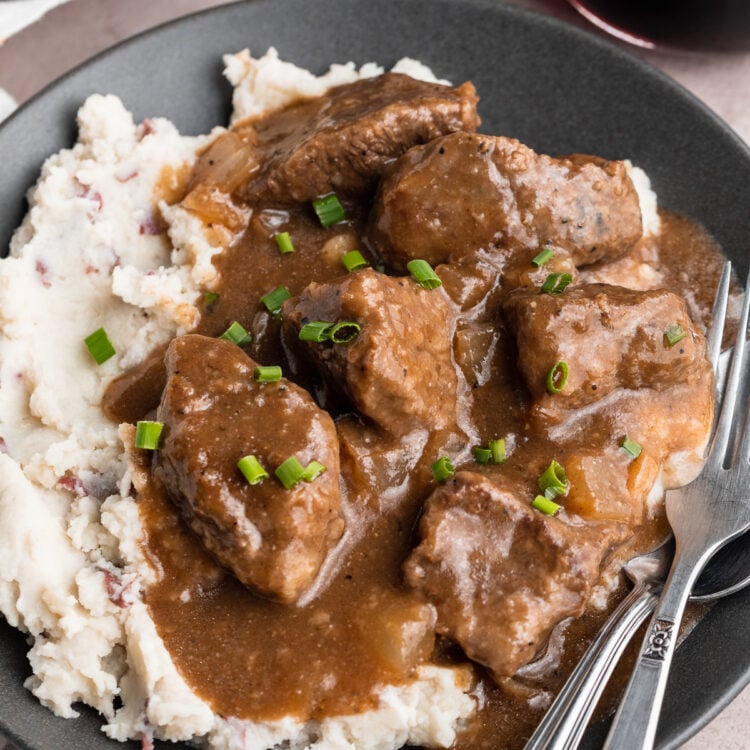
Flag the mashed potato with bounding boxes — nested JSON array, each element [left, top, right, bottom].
[[0, 50, 478, 750]]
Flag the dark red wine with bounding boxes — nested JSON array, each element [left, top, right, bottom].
[[569, 0, 750, 51]]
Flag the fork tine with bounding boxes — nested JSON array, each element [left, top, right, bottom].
[[737, 340, 750, 466], [711, 267, 750, 467], [707, 261, 732, 375]]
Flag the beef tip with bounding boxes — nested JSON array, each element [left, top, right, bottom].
[[244, 73, 480, 203], [283, 268, 459, 436], [369, 131, 642, 270], [153, 334, 344, 603], [404, 471, 624, 679], [502, 283, 708, 411]]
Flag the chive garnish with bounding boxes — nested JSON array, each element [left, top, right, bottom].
[[546, 360, 569, 394], [275, 232, 295, 254], [532, 495, 561, 516], [275, 456, 306, 489], [431, 456, 455, 483], [301, 460, 326, 482], [664, 324, 686, 347], [313, 194, 346, 227], [473, 438, 507, 465], [220, 321, 252, 346], [407, 259, 442, 290], [203, 291, 219, 310], [254, 365, 282, 383], [238, 455, 269, 485], [538, 460, 568, 499], [328, 321, 361, 344], [261, 285, 291, 315], [472, 446, 492, 464], [298, 320, 360, 344], [84, 327, 116, 365], [532, 247, 554, 267], [134, 420, 163, 450], [488, 438, 506, 464], [299, 321, 334, 342], [342, 249, 369, 273], [621, 436, 643, 460], [541, 272, 573, 295]]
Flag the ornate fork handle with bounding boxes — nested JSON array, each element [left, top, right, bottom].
[[602, 519, 750, 750], [524, 581, 660, 750]]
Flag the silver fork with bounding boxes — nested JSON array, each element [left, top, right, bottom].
[[603, 264, 750, 750]]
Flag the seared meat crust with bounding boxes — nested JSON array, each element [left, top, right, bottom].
[[370, 131, 642, 269], [244, 74, 480, 202], [405, 471, 625, 678], [154, 334, 344, 603], [283, 268, 460, 436]]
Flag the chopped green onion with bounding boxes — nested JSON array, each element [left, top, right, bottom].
[[472, 446, 492, 464], [237, 455, 269, 485], [313, 194, 346, 227], [342, 249, 369, 273], [473, 438, 507, 465], [301, 460, 326, 482], [407, 259, 442, 290], [431, 456, 455, 483], [254, 365, 282, 383], [275, 231, 295, 254], [134, 420, 163, 450], [220, 321, 252, 346], [621, 436, 643, 460], [328, 320, 361, 344], [298, 320, 360, 344], [299, 321, 334, 342], [488, 438, 506, 464], [664, 323, 686, 347], [541, 272, 573, 295], [532, 247, 554, 267], [532, 495, 561, 516], [261, 285, 291, 315], [538, 460, 569, 499], [84, 327, 116, 365], [275, 456, 306, 489], [203, 291, 219, 310], [546, 360, 569, 394]]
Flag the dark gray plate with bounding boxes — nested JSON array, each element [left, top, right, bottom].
[[0, 1, 748, 748]]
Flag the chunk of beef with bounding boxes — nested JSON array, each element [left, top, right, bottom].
[[404, 471, 625, 679], [283, 268, 459, 435], [243, 73, 480, 203], [502, 283, 708, 411], [153, 334, 344, 603], [370, 131, 642, 270]]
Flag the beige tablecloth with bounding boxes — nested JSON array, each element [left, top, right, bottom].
[[0, 1, 748, 748]]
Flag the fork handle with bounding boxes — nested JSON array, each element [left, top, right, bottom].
[[602, 553, 708, 750], [524, 581, 660, 750]]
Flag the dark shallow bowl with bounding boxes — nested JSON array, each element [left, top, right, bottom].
[[0, 1, 748, 748]]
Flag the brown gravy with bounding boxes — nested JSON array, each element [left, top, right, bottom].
[[118, 208, 728, 749], [104, 81, 732, 749]]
